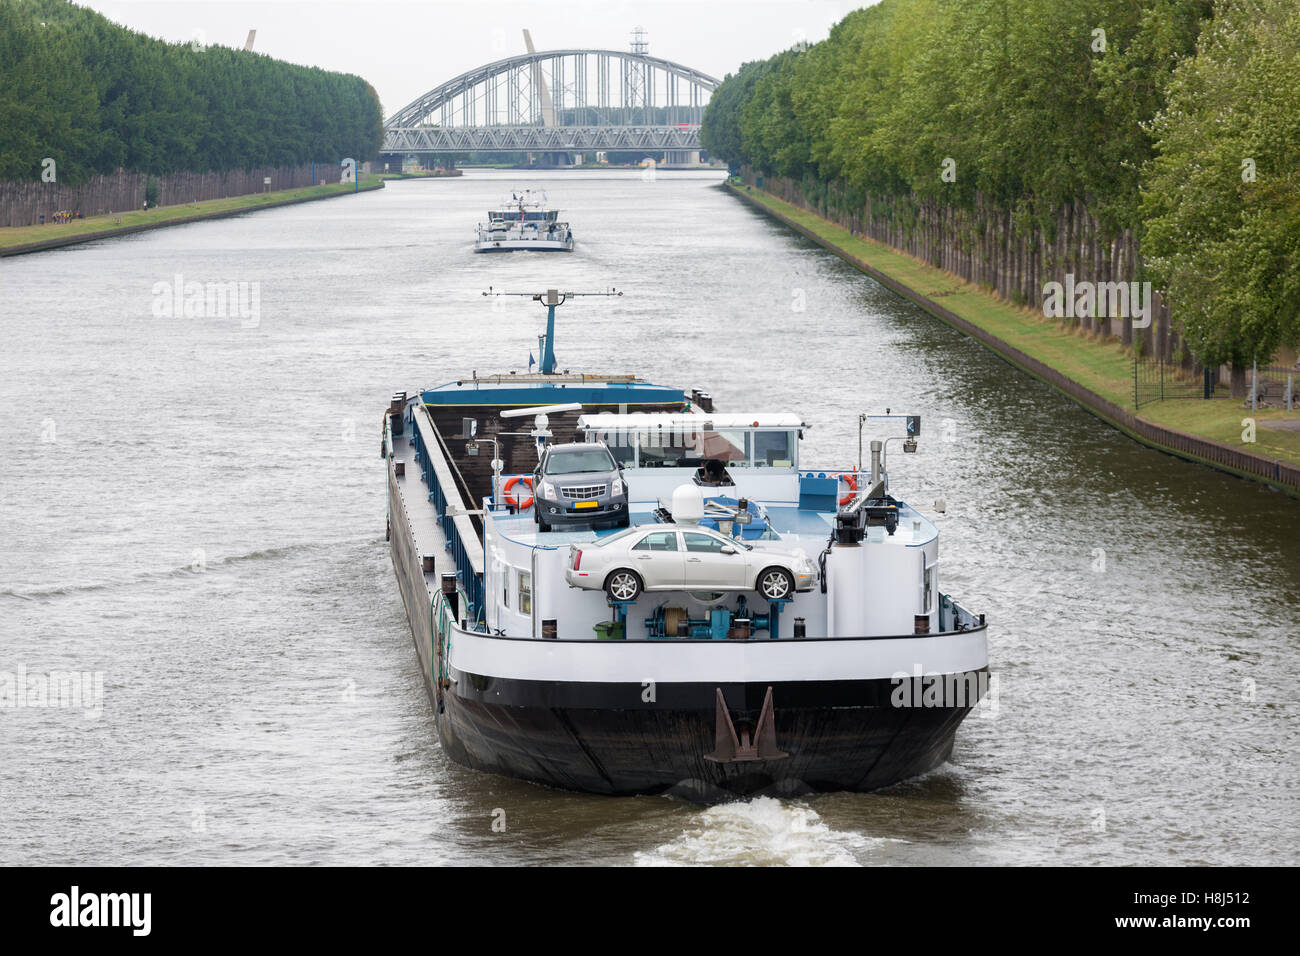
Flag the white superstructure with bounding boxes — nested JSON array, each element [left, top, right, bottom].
[[474, 190, 575, 252]]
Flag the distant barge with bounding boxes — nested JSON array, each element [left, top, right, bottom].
[[474, 190, 574, 252]]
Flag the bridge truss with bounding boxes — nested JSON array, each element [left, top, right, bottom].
[[383, 49, 720, 155]]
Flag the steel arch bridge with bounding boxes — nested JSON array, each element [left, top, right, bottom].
[[383, 49, 720, 154]]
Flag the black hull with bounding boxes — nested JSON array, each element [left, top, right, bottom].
[[433, 670, 983, 798]]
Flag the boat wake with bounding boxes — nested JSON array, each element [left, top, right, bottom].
[[634, 797, 876, 867]]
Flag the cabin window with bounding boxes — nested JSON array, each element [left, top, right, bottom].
[[519, 571, 532, 614], [687, 429, 750, 468], [594, 428, 636, 466], [753, 430, 795, 467], [636, 429, 691, 468], [922, 563, 933, 614], [502, 568, 510, 609], [608, 441, 635, 467], [633, 428, 752, 469]]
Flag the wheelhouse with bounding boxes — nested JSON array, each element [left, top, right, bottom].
[[576, 413, 805, 471]]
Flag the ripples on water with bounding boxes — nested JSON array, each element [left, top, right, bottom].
[[1, 170, 1295, 865]]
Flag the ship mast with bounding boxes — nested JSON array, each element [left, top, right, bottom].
[[482, 287, 623, 375]]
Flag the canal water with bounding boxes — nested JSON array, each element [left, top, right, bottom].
[[2, 170, 1295, 865]]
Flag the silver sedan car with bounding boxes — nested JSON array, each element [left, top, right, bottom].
[[565, 525, 817, 602]]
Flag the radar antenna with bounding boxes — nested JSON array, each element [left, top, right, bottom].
[[482, 287, 623, 375]]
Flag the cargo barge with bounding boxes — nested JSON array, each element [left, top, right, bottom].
[[474, 190, 574, 252], [382, 289, 989, 799]]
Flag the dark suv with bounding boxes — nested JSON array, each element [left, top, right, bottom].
[[533, 441, 630, 532]]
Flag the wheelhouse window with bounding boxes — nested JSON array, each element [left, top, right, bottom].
[[688, 429, 750, 467], [633, 531, 679, 552], [753, 430, 796, 467], [581, 421, 799, 469], [584, 427, 635, 466], [519, 571, 532, 614], [636, 430, 690, 468], [634, 428, 752, 468], [606, 437, 635, 467]]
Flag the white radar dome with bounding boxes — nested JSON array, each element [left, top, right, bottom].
[[670, 484, 705, 524]]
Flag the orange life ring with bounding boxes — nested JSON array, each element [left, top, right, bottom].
[[835, 472, 858, 506], [502, 476, 534, 510]]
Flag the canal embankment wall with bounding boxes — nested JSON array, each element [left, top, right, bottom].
[[0, 178, 384, 258], [726, 181, 1300, 498]]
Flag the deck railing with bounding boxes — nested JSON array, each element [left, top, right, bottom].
[[410, 403, 485, 623], [939, 594, 985, 633]]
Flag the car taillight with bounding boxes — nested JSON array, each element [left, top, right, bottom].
[[573, 549, 583, 570]]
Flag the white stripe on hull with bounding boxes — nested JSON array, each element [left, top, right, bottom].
[[474, 239, 573, 252], [447, 625, 988, 684]]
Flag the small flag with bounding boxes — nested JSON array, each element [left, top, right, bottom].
[[528, 352, 535, 370]]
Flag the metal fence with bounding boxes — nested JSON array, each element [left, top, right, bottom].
[[1134, 356, 1300, 411], [1133, 355, 1218, 408], [1245, 366, 1300, 411]]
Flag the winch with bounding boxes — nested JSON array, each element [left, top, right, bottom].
[[644, 595, 788, 640]]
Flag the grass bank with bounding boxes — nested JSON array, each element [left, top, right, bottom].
[[727, 182, 1300, 489], [0, 175, 385, 256]]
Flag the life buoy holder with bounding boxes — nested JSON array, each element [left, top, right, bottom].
[[835, 472, 858, 506], [502, 476, 534, 510]]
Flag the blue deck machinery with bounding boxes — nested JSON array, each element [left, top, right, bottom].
[[643, 594, 794, 640]]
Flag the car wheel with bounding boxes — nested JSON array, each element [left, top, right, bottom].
[[536, 514, 550, 533], [757, 567, 794, 601], [605, 569, 642, 603], [617, 514, 631, 529]]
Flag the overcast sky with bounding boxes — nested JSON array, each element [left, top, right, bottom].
[[81, 1, 869, 119]]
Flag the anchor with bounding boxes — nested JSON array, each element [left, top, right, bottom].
[[705, 686, 788, 763]]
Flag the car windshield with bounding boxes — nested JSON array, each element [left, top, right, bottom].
[[546, 448, 615, 474]]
